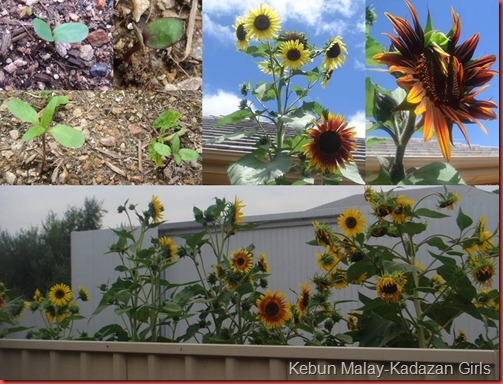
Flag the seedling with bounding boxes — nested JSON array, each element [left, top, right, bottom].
[[32, 18, 89, 43], [124, 18, 184, 62], [147, 109, 199, 170], [7, 96, 85, 174]]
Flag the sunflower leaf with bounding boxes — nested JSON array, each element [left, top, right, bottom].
[[365, 33, 385, 66], [227, 152, 292, 185], [365, 136, 387, 147], [215, 110, 254, 127], [456, 207, 473, 232], [339, 161, 365, 185], [399, 162, 466, 185]]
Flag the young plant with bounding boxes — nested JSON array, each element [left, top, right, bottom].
[[147, 109, 199, 170], [32, 18, 89, 43], [7, 96, 85, 174], [124, 18, 184, 62], [0, 281, 29, 338]]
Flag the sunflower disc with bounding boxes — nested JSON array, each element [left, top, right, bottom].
[[143, 18, 184, 49]]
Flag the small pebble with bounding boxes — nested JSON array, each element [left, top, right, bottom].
[[9, 130, 19, 140], [100, 136, 116, 147], [53, 74, 59, 80], [4, 171, 16, 185], [90, 63, 108, 77], [3, 63, 17, 74], [79, 44, 94, 61]]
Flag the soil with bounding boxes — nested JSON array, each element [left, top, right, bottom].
[[113, 0, 202, 91], [0, 0, 114, 90], [0, 90, 202, 185]]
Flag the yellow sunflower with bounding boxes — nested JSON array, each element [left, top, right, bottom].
[[149, 195, 164, 223], [438, 191, 460, 210], [256, 290, 292, 328], [313, 220, 333, 249], [331, 269, 348, 289], [48, 283, 72, 307], [376, 275, 404, 303], [347, 314, 358, 331], [296, 283, 310, 318], [258, 252, 270, 273], [470, 258, 496, 288], [389, 195, 414, 225], [303, 113, 357, 173], [77, 286, 89, 302], [316, 252, 339, 272], [278, 40, 310, 69], [351, 273, 367, 284], [338, 208, 366, 237], [159, 236, 177, 262], [230, 249, 253, 273], [33, 289, 43, 302], [229, 196, 245, 234], [258, 60, 281, 76], [233, 16, 249, 50], [244, 4, 281, 42], [373, 0, 497, 161], [321, 36, 347, 71]]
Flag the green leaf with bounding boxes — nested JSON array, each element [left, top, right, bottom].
[[227, 152, 293, 185], [366, 137, 387, 148], [171, 134, 180, 153], [48, 124, 85, 148], [400, 222, 427, 236], [283, 109, 314, 130], [300, 101, 325, 117], [456, 207, 473, 232], [53, 22, 89, 43], [33, 18, 54, 42], [399, 162, 466, 185], [365, 33, 385, 66], [414, 208, 449, 219], [7, 98, 40, 123], [305, 67, 321, 83], [153, 110, 181, 130], [173, 153, 182, 164], [339, 162, 365, 185], [347, 262, 374, 283], [252, 82, 276, 102], [153, 142, 172, 156], [243, 44, 268, 58], [41, 95, 68, 128], [426, 237, 449, 251], [22, 125, 45, 141], [215, 110, 254, 127], [159, 302, 183, 317], [179, 148, 200, 161]]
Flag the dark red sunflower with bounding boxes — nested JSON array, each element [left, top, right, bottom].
[[303, 112, 357, 173], [373, 0, 497, 161]]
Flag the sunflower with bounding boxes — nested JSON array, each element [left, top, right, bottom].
[[296, 283, 310, 318], [230, 249, 253, 273], [149, 195, 164, 223], [229, 196, 245, 234], [244, 4, 281, 42], [351, 273, 367, 284], [331, 269, 347, 290], [258, 252, 270, 273], [258, 60, 281, 76], [454, 330, 467, 344], [159, 236, 177, 261], [46, 306, 68, 323], [470, 258, 496, 288], [77, 286, 89, 302], [33, 289, 43, 302], [278, 40, 310, 69], [376, 275, 404, 303], [347, 314, 358, 331], [430, 274, 446, 294], [313, 274, 331, 294], [233, 16, 249, 50], [338, 208, 366, 237], [303, 113, 357, 173], [364, 186, 378, 204], [316, 251, 340, 273], [389, 195, 413, 225], [321, 36, 347, 71], [313, 220, 333, 249], [438, 191, 460, 210], [474, 289, 499, 311], [256, 290, 292, 328], [48, 283, 72, 307], [373, 0, 497, 161]]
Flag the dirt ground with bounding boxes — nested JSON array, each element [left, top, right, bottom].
[[0, 0, 114, 90], [0, 90, 202, 185], [113, 0, 202, 91]]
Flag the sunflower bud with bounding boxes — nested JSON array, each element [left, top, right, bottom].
[[373, 89, 397, 122]]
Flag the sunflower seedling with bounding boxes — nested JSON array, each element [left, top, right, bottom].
[[124, 18, 184, 62], [147, 109, 199, 170], [32, 18, 89, 43], [7, 96, 85, 174]]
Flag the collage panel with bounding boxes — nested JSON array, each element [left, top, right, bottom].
[[202, 0, 366, 185], [113, 0, 202, 91], [365, 0, 499, 185], [0, 0, 113, 90], [0, 90, 202, 185]]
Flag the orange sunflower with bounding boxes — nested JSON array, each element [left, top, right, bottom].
[[303, 113, 357, 173], [295, 283, 311, 318], [256, 290, 292, 328], [373, 0, 497, 161], [230, 249, 253, 273]]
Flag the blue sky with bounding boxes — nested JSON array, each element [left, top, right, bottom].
[[368, 0, 500, 147], [202, 0, 366, 137]]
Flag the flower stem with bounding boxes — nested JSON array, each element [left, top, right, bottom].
[[391, 111, 416, 184]]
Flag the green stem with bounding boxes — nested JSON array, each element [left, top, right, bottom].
[[391, 111, 416, 184]]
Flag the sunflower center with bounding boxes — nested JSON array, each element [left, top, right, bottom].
[[302, 293, 309, 307], [382, 281, 398, 294], [236, 24, 246, 41], [55, 289, 65, 299], [318, 131, 342, 154], [265, 301, 280, 316], [236, 257, 245, 266], [345, 217, 357, 229], [254, 15, 271, 31], [416, 49, 461, 105], [287, 48, 301, 61], [327, 43, 341, 59], [476, 267, 493, 282]]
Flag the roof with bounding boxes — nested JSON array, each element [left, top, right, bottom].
[[203, 115, 366, 163]]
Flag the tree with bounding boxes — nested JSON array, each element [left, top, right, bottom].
[[0, 197, 106, 298]]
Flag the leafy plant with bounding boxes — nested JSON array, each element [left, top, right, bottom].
[[147, 109, 199, 170], [0, 282, 29, 338], [7, 96, 85, 173], [124, 18, 184, 62], [32, 18, 89, 43]]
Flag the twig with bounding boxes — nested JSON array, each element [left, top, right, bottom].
[[138, 139, 143, 173], [104, 161, 126, 177], [182, 0, 198, 61]]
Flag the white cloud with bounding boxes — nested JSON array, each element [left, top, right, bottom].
[[354, 59, 365, 70], [347, 110, 366, 138], [203, 14, 234, 44], [203, 90, 242, 116]]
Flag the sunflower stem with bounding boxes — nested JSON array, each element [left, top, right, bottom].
[[391, 111, 416, 183]]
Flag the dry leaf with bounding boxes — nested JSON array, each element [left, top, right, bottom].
[[131, 0, 150, 22]]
